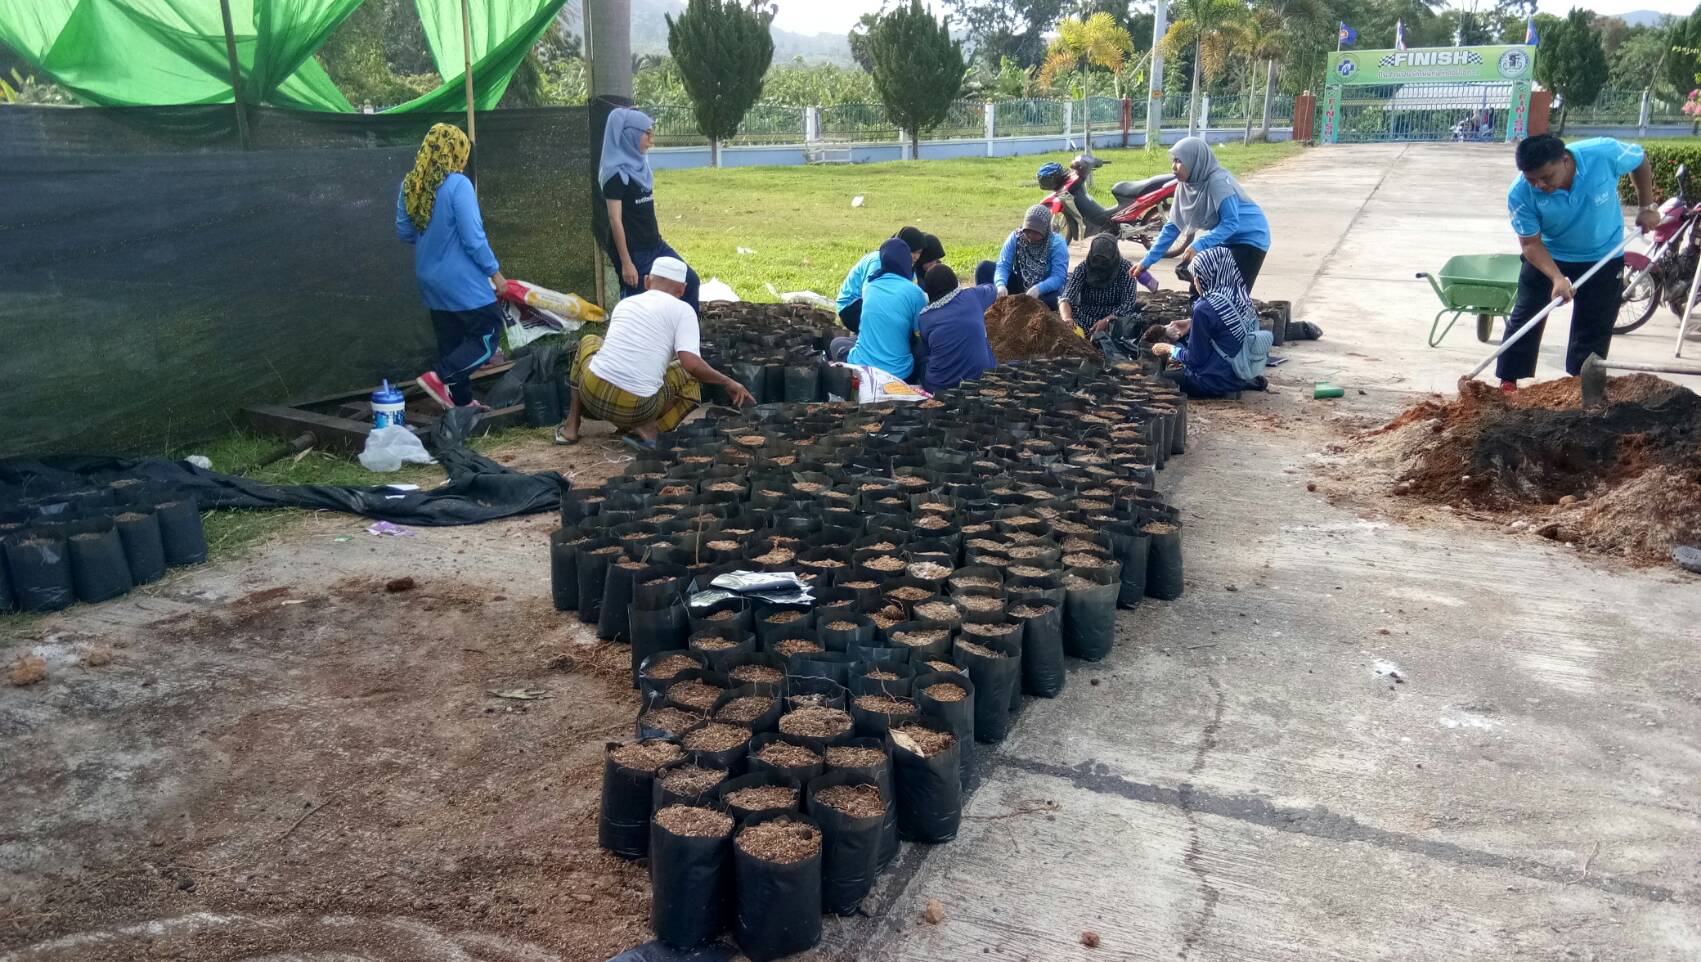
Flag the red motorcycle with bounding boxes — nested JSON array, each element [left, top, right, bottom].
[[1038, 155, 1177, 243], [1618, 162, 1701, 336]]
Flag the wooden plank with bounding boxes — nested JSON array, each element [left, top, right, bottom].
[[282, 363, 518, 411], [244, 404, 373, 452]]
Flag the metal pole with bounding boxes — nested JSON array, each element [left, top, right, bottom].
[[583, 0, 606, 310], [217, 0, 251, 150], [1467, 229, 1643, 379], [1146, 0, 1166, 149], [1673, 249, 1701, 359]]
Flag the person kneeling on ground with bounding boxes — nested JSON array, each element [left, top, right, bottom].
[[1063, 234, 1143, 339], [837, 227, 926, 332], [830, 238, 928, 381], [984, 205, 1069, 310], [557, 257, 753, 450], [1151, 247, 1272, 398], [917, 264, 998, 394]]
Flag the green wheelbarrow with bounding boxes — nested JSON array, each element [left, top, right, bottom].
[[1416, 253, 1522, 347]]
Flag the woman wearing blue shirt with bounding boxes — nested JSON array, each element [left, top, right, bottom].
[[1137, 137, 1271, 293], [395, 123, 506, 410], [831, 239, 928, 379], [985, 205, 1070, 310]]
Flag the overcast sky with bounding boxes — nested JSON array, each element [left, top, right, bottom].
[[764, 0, 1695, 37]]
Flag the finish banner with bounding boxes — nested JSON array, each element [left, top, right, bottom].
[[1326, 45, 1536, 85]]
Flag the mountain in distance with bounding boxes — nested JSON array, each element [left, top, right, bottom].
[[628, 0, 855, 65], [1611, 9, 1669, 27]]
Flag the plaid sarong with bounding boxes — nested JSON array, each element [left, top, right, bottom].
[[571, 335, 700, 432]]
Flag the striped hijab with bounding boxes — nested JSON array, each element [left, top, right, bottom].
[[1191, 247, 1257, 338]]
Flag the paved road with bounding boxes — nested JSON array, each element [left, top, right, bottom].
[[824, 143, 1701, 962]]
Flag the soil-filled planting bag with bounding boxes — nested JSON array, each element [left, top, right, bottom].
[[575, 541, 620, 624], [782, 361, 822, 403], [821, 736, 897, 870], [1145, 522, 1185, 600], [849, 660, 916, 698], [806, 770, 886, 915], [720, 651, 786, 691], [912, 671, 976, 786], [114, 511, 167, 586], [747, 732, 826, 785], [714, 685, 783, 734], [549, 528, 580, 612], [1115, 530, 1151, 609], [888, 716, 963, 843], [653, 759, 730, 809], [154, 499, 207, 566], [849, 691, 919, 739], [781, 676, 848, 712], [789, 650, 856, 689], [600, 739, 687, 859], [1008, 598, 1065, 697], [886, 622, 953, 662], [775, 704, 857, 755], [4, 536, 75, 613], [816, 613, 875, 652], [756, 606, 816, 647], [631, 602, 692, 687], [715, 770, 804, 822], [733, 811, 824, 962], [690, 626, 757, 674], [68, 528, 133, 604], [689, 598, 753, 635], [954, 635, 1020, 744], [681, 720, 754, 775], [1062, 567, 1120, 661], [649, 803, 735, 949], [599, 561, 642, 642]]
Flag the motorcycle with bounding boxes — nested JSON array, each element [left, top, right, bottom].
[[1617, 162, 1701, 338], [1038, 155, 1177, 244]]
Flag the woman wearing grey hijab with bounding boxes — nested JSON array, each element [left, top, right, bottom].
[[1136, 137, 1271, 292]]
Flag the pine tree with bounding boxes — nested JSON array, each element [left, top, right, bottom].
[[870, 0, 967, 159], [666, 0, 776, 167], [1536, 9, 1609, 134]]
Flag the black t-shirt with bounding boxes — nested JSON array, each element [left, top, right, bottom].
[[604, 175, 661, 255]]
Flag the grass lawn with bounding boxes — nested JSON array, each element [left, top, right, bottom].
[[652, 142, 1304, 300]]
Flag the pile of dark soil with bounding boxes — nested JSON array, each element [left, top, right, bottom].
[[1365, 374, 1701, 564], [983, 294, 1102, 361]]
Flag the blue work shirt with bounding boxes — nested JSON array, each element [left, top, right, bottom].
[[1171, 296, 1250, 396], [848, 272, 927, 378], [1508, 137, 1644, 263], [993, 231, 1070, 296], [395, 172, 501, 311], [836, 249, 881, 312], [1140, 195, 1271, 270], [918, 283, 999, 394]]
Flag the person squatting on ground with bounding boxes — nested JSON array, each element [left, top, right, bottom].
[[395, 123, 508, 410], [1063, 234, 1143, 339], [837, 227, 928, 331], [830, 238, 928, 381], [916, 264, 998, 394], [1152, 246, 1272, 398], [556, 257, 753, 449], [1139, 136, 1271, 293], [984, 205, 1069, 310], [602, 107, 702, 313], [1498, 133, 1658, 391]]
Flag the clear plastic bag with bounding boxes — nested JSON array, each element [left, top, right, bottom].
[[358, 425, 435, 473]]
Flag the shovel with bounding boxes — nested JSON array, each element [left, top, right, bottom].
[[1578, 352, 1701, 408]]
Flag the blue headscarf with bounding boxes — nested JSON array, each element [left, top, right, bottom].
[[871, 237, 914, 281], [1191, 247, 1258, 338], [599, 107, 654, 191]]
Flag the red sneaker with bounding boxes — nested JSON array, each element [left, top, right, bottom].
[[417, 371, 454, 408], [1499, 379, 1518, 394]]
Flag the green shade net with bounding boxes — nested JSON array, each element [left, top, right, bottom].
[[0, 0, 566, 114]]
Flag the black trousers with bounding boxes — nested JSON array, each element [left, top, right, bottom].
[[838, 298, 863, 333], [1497, 256, 1621, 381], [1228, 243, 1267, 293], [430, 301, 504, 406]]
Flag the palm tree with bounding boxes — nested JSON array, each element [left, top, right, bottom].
[[1040, 13, 1135, 155], [1162, 0, 1251, 137], [1234, 8, 1284, 144]]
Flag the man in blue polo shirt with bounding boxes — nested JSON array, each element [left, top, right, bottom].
[[1500, 134, 1658, 390]]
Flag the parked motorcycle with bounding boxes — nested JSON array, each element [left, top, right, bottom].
[[1617, 163, 1701, 336], [1037, 155, 1177, 244]]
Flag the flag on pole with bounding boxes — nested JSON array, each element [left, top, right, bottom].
[[1395, 19, 1407, 50], [1338, 22, 1357, 46], [1525, 16, 1539, 45]]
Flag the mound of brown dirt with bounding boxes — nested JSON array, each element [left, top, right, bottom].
[[983, 294, 1102, 362], [1367, 374, 1701, 565]]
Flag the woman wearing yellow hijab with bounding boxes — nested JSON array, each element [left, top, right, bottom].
[[395, 123, 507, 409]]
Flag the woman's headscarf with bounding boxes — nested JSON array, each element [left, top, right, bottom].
[[1014, 204, 1054, 286], [921, 263, 959, 309], [599, 107, 655, 191], [1083, 234, 1126, 286], [1191, 247, 1258, 338], [402, 123, 471, 231], [872, 237, 915, 281], [1170, 137, 1250, 233]]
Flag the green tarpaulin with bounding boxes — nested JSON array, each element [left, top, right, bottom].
[[0, 0, 566, 113]]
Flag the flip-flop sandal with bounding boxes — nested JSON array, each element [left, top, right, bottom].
[[553, 425, 578, 446], [621, 435, 657, 453]]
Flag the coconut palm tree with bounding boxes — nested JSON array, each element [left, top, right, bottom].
[[1161, 0, 1251, 137]]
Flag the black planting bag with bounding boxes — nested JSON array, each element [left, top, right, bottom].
[[1063, 568, 1120, 661], [599, 559, 640, 642], [649, 802, 735, 949], [1145, 523, 1184, 600], [549, 528, 580, 612], [746, 732, 825, 785], [689, 626, 758, 674], [822, 735, 896, 871], [154, 498, 207, 566], [682, 719, 753, 776], [953, 635, 1020, 744], [4, 536, 75, 613], [733, 811, 824, 962], [575, 540, 619, 624], [599, 740, 677, 859], [715, 684, 783, 735], [806, 770, 885, 915], [636, 650, 706, 706], [888, 715, 962, 843], [848, 659, 916, 697], [652, 759, 729, 810], [912, 671, 976, 787], [114, 510, 167, 585], [68, 528, 132, 604], [715, 770, 803, 822], [523, 380, 564, 427], [630, 602, 692, 688], [849, 691, 919, 739], [1008, 597, 1065, 697]]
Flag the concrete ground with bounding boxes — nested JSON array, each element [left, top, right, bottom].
[[816, 143, 1701, 961]]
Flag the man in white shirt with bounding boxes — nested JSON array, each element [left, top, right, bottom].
[[556, 257, 753, 449]]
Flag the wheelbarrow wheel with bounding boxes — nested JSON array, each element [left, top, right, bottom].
[[1476, 314, 1495, 343]]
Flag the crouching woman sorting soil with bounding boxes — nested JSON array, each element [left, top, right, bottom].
[[830, 239, 928, 381], [1152, 247, 1272, 398], [395, 123, 507, 410], [981, 205, 1069, 310], [556, 257, 753, 449]]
